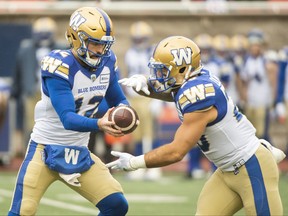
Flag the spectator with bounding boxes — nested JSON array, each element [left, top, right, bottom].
[[240, 29, 278, 141]]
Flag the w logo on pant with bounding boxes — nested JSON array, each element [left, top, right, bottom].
[[64, 148, 80, 165]]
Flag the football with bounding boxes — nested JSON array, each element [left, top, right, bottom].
[[108, 105, 140, 134]]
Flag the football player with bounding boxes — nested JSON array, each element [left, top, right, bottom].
[[107, 36, 286, 215], [240, 29, 278, 141], [8, 7, 129, 216]]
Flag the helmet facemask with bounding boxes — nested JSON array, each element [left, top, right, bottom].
[[77, 32, 114, 68], [148, 60, 176, 93], [148, 36, 202, 93]]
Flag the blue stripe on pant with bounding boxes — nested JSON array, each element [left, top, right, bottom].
[[245, 154, 270, 216], [9, 142, 37, 215]]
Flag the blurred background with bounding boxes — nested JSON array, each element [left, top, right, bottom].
[[0, 0, 288, 214]]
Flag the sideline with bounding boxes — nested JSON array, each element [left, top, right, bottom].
[[0, 189, 98, 215]]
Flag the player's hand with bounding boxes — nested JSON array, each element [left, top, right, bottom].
[[118, 74, 150, 95], [106, 151, 137, 171], [97, 108, 124, 137]]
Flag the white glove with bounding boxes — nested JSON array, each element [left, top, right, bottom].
[[260, 139, 286, 163], [59, 173, 81, 187], [106, 151, 146, 171], [118, 74, 150, 95]]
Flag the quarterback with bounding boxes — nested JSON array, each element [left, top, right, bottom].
[[9, 7, 129, 216], [107, 36, 286, 215]]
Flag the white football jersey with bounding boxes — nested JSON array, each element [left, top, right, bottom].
[[175, 70, 260, 171], [31, 50, 117, 146]]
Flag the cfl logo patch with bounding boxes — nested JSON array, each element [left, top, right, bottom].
[[70, 12, 86, 31], [170, 48, 192, 66]]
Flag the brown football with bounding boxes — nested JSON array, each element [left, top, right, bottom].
[[108, 105, 139, 134]]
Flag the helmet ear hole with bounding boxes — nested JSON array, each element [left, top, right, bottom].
[[179, 67, 186, 74]]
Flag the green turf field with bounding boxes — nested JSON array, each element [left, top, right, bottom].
[[0, 171, 287, 215]]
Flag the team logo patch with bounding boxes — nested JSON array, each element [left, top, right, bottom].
[[70, 12, 86, 31], [91, 74, 97, 82]]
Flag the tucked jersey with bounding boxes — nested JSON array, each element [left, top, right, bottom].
[[174, 70, 260, 171], [31, 49, 127, 147]]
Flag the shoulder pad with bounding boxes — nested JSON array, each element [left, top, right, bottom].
[[177, 79, 215, 112], [41, 50, 72, 80]]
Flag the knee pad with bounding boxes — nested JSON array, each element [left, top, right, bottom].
[[97, 192, 128, 216], [9, 199, 37, 216], [20, 199, 38, 216]]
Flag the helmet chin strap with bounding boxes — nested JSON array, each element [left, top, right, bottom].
[[85, 52, 100, 67]]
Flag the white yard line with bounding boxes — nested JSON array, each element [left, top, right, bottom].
[[0, 189, 98, 215]]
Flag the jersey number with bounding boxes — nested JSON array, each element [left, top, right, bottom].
[[197, 135, 210, 152], [233, 106, 243, 122], [75, 95, 103, 118]]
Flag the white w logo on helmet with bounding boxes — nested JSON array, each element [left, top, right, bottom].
[[70, 12, 86, 31], [171, 48, 192, 66]]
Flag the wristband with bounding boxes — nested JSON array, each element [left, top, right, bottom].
[[129, 155, 146, 169]]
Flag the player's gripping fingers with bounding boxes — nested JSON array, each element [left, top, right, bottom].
[[105, 127, 124, 137], [98, 108, 124, 137], [98, 108, 115, 127]]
